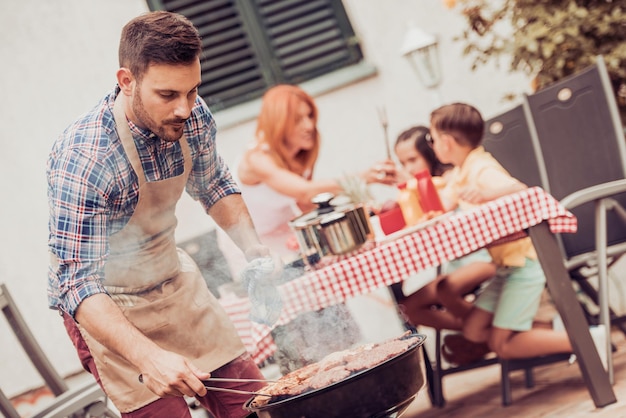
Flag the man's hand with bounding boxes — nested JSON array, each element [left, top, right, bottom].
[[75, 294, 211, 398], [240, 256, 283, 326], [244, 244, 284, 279], [138, 349, 211, 398], [209, 194, 285, 324]]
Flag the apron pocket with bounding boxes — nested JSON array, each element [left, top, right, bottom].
[[116, 278, 183, 334], [121, 299, 170, 334]]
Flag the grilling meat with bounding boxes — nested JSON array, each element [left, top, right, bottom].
[[251, 331, 419, 407], [308, 367, 352, 390]]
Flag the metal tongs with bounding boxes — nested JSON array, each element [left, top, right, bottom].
[[202, 377, 275, 397], [138, 373, 275, 397]]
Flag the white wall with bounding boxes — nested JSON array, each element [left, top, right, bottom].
[[0, 0, 150, 397], [0, 0, 532, 396]]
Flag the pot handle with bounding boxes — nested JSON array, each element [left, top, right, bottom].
[[312, 192, 335, 214]]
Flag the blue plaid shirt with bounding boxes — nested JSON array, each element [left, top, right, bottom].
[[47, 86, 239, 317]]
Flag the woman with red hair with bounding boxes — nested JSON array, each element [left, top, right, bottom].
[[217, 84, 396, 373], [244, 84, 395, 211], [219, 84, 396, 276]]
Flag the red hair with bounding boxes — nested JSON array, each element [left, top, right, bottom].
[[255, 84, 320, 176]]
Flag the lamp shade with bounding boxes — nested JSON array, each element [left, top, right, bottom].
[[400, 26, 441, 89]]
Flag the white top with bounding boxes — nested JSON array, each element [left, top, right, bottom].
[[216, 159, 302, 280], [239, 180, 299, 236]]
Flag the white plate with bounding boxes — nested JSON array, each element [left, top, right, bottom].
[[375, 211, 455, 244]]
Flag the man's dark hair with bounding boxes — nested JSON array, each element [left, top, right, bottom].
[[119, 11, 202, 80], [430, 103, 485, 148]]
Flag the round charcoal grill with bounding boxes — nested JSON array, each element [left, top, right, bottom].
[[245, 332, 426, 418]]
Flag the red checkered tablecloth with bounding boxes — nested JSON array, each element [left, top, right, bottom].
[[219, 187, 577, 364]]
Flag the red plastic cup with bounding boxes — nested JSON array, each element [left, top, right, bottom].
[[378, 206, 406, 235], [415, 169, 444, 213]]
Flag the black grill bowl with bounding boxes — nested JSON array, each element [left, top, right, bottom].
[[245, 333, 426, 418]]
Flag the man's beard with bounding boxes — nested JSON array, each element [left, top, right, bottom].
[[133, 85, 186, 143]]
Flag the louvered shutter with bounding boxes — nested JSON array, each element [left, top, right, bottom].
[[147, 0, 363, 111], [253, 0, 363, 82]]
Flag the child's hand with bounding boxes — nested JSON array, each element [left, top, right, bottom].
[[366, 159, 398, 185], [459, 183, 526, 204], [458, 187, 490, 204]]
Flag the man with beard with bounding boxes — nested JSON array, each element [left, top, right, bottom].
[[46, 11, 277, 418]]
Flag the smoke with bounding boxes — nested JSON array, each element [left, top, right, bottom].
[[270, 302, 362, 375], [187, 229, 365, 375]]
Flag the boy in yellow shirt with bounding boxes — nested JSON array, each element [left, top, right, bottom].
[[430, 103, 605, 364]]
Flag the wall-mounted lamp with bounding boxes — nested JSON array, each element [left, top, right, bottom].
[[400, 26, 442, 89]]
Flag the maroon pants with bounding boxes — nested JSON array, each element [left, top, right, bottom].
[[62, 312, 262, 418]]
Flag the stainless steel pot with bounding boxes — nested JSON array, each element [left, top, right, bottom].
[[335, 203, 372, 244], [289, 212, 327, 265], [288, 193, 373, 265], [319, 212, 364, 255]]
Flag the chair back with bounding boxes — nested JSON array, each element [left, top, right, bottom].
[[1, 283, 68, 417], [1, 283, 69, 392], [525, 56, 626, 258], [0, 283, 118, 418], [483, 103, 546, 188]]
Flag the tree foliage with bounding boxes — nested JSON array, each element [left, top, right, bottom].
[[445, 0, 626, 120]]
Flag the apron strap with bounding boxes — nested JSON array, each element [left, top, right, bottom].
[[113, 94, 147, 186]]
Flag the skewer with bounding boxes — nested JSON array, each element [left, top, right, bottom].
[[377, 105, 391, 160], [202, 377, 277, 383], [203, 386, 273, 397], [137, 374, 276, 395]]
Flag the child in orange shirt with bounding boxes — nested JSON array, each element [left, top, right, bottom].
[[392, 126, 495, 357], [428, 103, 606, 365]]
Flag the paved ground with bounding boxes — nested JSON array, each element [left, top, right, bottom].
[[404, 328, 626, 418]]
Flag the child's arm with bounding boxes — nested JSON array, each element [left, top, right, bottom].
[[459, 182, 526, 204], [459, 166, 526, 205]]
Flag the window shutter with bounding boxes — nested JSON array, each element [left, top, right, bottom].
[[152, 0, 269, 110], [253, 0, 363, 82], [148, 0, 363, 111]]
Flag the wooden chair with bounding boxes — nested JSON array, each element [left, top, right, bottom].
[[0, 283, 119, 418]]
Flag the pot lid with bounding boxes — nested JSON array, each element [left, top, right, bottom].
[[288, 210, 321, 228], [311, 192, 336, 214], [289, 193, 359, 227]]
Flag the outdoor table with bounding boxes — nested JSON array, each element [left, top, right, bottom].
[[218, 186, 616, 408]]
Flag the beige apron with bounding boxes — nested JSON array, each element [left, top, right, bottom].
[[76, 95, 245, 413]]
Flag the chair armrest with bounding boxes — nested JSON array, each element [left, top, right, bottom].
[[559, 179, 626, 210], [32, 381, 118, 418]]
